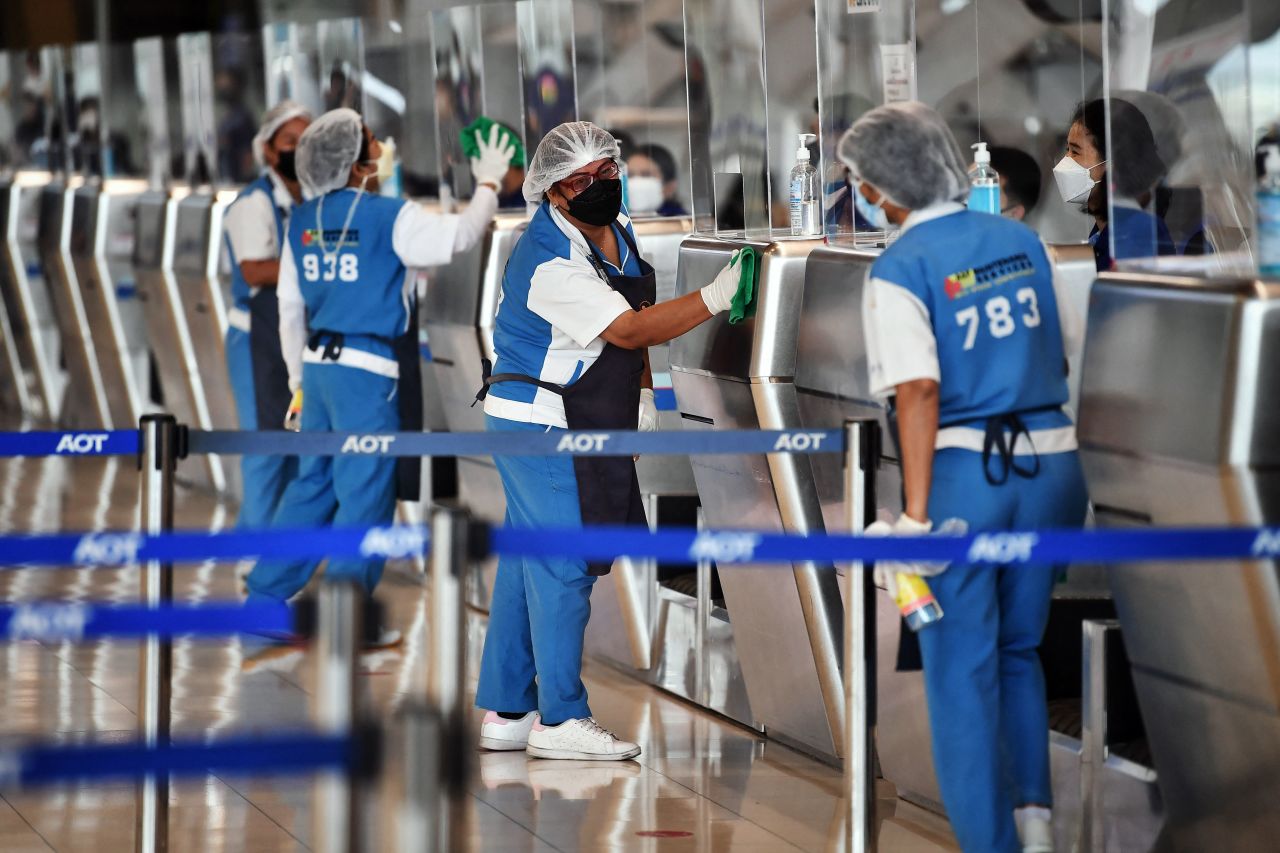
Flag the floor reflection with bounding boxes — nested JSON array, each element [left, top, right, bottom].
[[0, 457, 958, 852]]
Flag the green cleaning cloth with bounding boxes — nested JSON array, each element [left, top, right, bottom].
[[728, 246, 761, 325], [460, 117, 526, 168]]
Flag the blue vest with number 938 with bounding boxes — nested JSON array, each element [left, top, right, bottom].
[[287, 188, 411, 342], [871, 209, 1068, 427]]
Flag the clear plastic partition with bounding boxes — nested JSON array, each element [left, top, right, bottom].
[[40, 46, 72, 176], [132, 38, 184, 187], [1102, 0, 1268, 275], [317, 19, 366, 113], [428, 1, 524, 205], [0, 52, 12, 173], [684, 0, 812, 238], [397, 7, 442, 199], [572, 0, 692, 219], [363, 17, 409, 186], [516, 0, 578, 164], [176, 34, 218, 185], [815, 0, 916, 241], [262, 23, 325, 113], [75, 41, 148, 181]]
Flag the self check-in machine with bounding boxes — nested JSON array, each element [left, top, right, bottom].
[[0, 170, 63, 422], [1079, 273, 1279, 851]]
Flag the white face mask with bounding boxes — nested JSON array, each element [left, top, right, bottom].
[[1053, 155, 1105, 206], [854, 183, 890, 230], [626, 175, 664, 214]]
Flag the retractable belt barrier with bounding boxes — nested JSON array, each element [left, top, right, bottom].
[[0, 601, 291, 641], [0, 729, 372, 789], [0, 427, 842, 459], [2, 522, 1280, 569]]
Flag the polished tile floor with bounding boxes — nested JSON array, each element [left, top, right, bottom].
[[0, 456, 958, 852]]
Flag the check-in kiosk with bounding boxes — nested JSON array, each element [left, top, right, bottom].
[[68, 180, 148, 427], [0, 172, 63, 421], [669, 236, 837, 752], [37, 177, 112, 428], [1078, 272, 1277, 851]]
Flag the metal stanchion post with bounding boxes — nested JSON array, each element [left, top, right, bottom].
[[842, 418, 879, 853], [136, 414, 177, 853], [399, 705, 448, 853], [1079, 619, 1119, 853], [313, 582, 363, 853], [427, 504, 470, 852]]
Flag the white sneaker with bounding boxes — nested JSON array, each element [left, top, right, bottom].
[[525, 717, 641, 761], [1015, 806, 1053, 853], [479, 711, 539, 751]]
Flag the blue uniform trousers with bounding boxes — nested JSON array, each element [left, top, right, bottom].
[[475, 414, 596, 726], [244, 362, 398, 603], [226, 327, 296, 528], [918, 448, 1088, 853]]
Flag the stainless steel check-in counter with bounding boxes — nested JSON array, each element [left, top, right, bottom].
[[37, 179, 112, 428], [68, 180, 149, 427], [0, 172, 63, 422], [132, 189, 226, 490], [423, 212, 528, 608], [668, 236, 837, 754], [1078, 272, 1280, 851]]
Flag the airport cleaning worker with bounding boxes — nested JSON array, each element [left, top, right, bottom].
[[839, 103, 1087, 853], [472, 121, 745, 760], [243, 108, 513, 621], [223, 100, 311, 527]]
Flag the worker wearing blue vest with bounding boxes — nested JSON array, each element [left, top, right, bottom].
[[223, 101, 311, 527], [839, 103, 1088, 853], [243, 108, 513, 625]]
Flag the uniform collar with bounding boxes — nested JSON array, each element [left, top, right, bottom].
[[265, 168, 296, 212], [900, 201, 965, 234], [545, 202, 632, 267]]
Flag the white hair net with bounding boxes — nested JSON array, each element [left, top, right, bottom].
[[837, 102, 969, 210], [522, 121, 620, 203], [252, 100, 312, 168], [297, 108, 365, 199]]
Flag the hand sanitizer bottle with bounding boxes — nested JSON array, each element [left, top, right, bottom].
[[1259, 145, 1280, 276], [968, 141, 1000, 215], [789, 133, 821, 237]]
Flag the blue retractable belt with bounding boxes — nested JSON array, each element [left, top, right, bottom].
[[184, 428, 843, 458], [1, 730, 364, 788], [0, 601, 292, 641], [3, 523, 1280, 570], [0, 430, 140, 457]]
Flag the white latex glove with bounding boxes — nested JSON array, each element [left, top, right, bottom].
[[638, 388, 658, 432], [864, 514, 953, 598], [699, 250, 742, 315], [470, 124, 516, 189]]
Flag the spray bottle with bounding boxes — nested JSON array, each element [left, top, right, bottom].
[[968, 141, 1000, 215], [1259, 144, 1280, 276], [789, 133, 821, 237]]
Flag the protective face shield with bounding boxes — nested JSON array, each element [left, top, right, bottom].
[[566, 178, 623, 226], [627, 175, 664, 214], [1053, 155, 1105, 206]]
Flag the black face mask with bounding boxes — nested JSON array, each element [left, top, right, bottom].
[[565, 178, 622, 226], [275, 149, 298, 183]]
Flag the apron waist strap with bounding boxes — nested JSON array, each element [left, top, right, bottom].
[[473, 357, 565, 406]]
